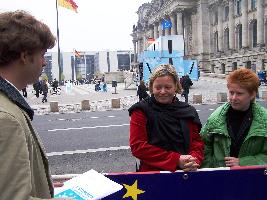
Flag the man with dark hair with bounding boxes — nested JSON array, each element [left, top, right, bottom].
[[0, 10, 65, 199]]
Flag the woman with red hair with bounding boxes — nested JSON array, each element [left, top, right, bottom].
[[201, 68, 267, 168]]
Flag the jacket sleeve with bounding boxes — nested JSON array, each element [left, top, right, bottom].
[[200, 122, 215, 168], [0, 113, 60, 200], [239, 137, 267, 166], [129, 109, 180, 171], [187, 120, 204, 165]]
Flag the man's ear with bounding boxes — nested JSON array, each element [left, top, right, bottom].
[[20, 51, 29, 64]]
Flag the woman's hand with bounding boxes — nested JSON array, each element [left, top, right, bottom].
[[224, 157, 240, 167], [178, 155, 199, 171]]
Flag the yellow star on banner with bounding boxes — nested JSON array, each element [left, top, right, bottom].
[[123, 180, 145, 200]]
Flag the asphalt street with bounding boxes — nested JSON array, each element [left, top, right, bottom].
[[26, 76, 267, 175], [33, 101, 267, 175]]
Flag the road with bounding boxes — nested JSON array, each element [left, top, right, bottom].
[[33, 101, 267, 175]]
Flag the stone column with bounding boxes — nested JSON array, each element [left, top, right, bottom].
[[170, 14, 177, 35], [150, 27, 154, 38], [242, 0, 248, 48], [218, 3, 223, 51], [154, 23, 158, 39], [257, 0, 264, 45], [137, 39, 142, 54], [176, 12, 183, 35], [132, 40, 137, 63], [158, 22, 163, 36], [229, 0, 235, 49]]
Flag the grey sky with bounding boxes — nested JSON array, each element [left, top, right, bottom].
[[1, 0, 149, 52]]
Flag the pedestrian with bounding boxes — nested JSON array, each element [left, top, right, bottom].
[[128, 64, 204, 172], [0, 10, 63, 199], [102, 81, 107, 92], [181, 74, 193, 103], [41, 80, 48, 103], [137, 80, 148, 101], [52, 78, 59, 93], [33, 81, 41, 98], [21, 87, 27, 98], [201, 68, 267, 168]]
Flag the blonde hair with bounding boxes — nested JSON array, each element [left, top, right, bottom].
[[148, 64, 182, 94]]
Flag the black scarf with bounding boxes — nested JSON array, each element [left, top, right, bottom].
[[129, 95, 201, 154], [0, 77, 34, 120], [227, 105, 253, 157]]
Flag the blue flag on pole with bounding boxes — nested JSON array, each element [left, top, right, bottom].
[[161, 19, 172, 30]]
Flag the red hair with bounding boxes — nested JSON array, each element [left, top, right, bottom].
[[227, 68, 260, 94]]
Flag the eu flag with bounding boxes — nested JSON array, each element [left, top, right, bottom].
[[161, 19, 172, 30]]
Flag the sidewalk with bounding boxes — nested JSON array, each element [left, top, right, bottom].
[[26, 83, 139, 115], [24, 77, 267, 115]]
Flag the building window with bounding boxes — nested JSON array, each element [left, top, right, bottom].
[[214, 32, 219, 52], [117, 54, 130, 71], [214, 10, 218, 25], [224, 6, 229, 21], [252, 21, 257, 47], [224, 28, 230, 50], [238, 25, 242, 49], [251, 0, 256, 10], [236, 0, 242, 16]]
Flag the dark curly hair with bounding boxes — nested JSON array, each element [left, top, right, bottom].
[[0, 10, 56, 66]]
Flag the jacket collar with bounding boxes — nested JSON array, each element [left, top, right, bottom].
[[0, 76, 34, 120]]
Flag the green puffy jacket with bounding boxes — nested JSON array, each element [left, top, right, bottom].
[[201, 102, 267, 168]]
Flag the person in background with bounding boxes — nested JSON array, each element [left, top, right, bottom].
[[52, 78, 59, 93], [0, 10, 67, 199], [33, 80, 41, 98], [181, 74, 193, 103], [41, 80, 48, 103], [201, 68, 267, 168], [137, 80, 149, 101], [102, 81, 107, 92], [129, 64, 204, 172]]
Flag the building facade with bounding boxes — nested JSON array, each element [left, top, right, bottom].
[[132, 0, 267, 75], [44, 50, 133, 81]]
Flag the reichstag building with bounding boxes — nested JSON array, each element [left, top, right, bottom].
[[132, 0, 267, 75]]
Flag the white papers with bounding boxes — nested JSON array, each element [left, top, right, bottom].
[[54, 169, 123, 200]]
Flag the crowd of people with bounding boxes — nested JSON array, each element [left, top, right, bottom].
[[0, 10, 267, 200]]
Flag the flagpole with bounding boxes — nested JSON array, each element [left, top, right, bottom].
[[73, 49, 76, 80], [84, 51, 87, 79], [56, 0, 62, 83]]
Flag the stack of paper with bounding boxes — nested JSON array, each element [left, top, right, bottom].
[[54, 169, 123, 200]]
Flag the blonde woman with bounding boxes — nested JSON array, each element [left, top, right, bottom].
[[129, 64, 204, 172]]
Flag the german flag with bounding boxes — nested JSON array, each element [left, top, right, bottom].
[[74, 49, 81, 58], [58, 0, 78, 13]]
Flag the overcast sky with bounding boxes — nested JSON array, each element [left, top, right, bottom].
[[1, 0, 149, 52]]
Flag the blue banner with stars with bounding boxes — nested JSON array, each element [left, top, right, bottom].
[[103, 167, 267, 200]]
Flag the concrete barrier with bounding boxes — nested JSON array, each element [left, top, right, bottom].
[[81, 100, 90, 110], [111, 98, 120, 108], [50, 101, 59, 112], [262, 91, 267, 99], [193, 94, 202, 104], [217, 92, 227, 103]]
